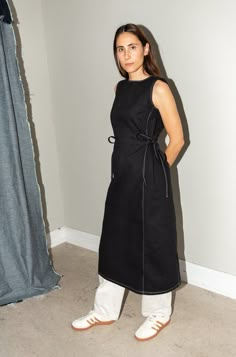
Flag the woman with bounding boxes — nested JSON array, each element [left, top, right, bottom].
[[72, 23, 184, 342]]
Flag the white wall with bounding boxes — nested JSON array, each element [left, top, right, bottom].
[[41, 0, 120, 235], [11, 0, 64, 231], [16, 0, 234, 277]]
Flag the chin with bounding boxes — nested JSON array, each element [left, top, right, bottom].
[[125, 67, 138, 74]]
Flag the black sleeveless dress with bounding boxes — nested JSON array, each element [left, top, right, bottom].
[[98, 76, 181, 295]]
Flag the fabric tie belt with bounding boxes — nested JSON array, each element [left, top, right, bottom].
[[108, 133, 169, 198]]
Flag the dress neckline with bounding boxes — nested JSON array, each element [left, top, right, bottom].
[[127, 75, 154, 82]]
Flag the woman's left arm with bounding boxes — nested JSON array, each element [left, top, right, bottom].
[[152, 80, 185, 167]]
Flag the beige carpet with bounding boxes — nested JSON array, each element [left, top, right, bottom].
[[1, 242, 236, 357]]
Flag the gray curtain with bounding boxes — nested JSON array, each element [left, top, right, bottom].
[[0, 16, 60, 305]]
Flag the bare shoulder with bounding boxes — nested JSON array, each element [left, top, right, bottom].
[[152, 79, 173, 108], [153, 79, 170, 96]]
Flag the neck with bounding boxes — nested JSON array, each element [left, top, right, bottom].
[[128, 68, 149, 81]]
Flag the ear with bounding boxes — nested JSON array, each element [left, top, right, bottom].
[[144, 42, 150, 56]]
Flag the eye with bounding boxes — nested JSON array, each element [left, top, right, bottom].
[[131, 45, 136, 50], [117, 48, 123, 52]]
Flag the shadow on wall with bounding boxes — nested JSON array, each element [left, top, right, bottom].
[[140, 24, 190, 266], [7, 0, 50, 234]]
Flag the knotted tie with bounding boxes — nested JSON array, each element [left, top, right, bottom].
[[108, 133, 169, 198]]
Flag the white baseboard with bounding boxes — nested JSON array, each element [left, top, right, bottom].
[[46, 228, 67, 248], [49, 227, 236, 300], [64, 227, 100, 252], [178, 260, 236, 300]]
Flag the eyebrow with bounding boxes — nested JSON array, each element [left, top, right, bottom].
[[116, 43, 139, 49]]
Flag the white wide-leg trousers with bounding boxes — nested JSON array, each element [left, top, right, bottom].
[[93, 275, 172, 322]]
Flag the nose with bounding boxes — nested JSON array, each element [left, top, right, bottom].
[[124, 49, 130, 60]]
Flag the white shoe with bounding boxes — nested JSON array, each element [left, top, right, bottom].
[[71, 310, 115, 331], [135, 315, 171, 341]]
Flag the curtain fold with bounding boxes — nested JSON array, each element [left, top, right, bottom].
[[0, 9, 60, 306]]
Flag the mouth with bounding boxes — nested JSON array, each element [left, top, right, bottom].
[[125, 63, 134, 67]]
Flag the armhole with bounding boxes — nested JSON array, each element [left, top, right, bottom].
[[114, 80, 123, 94], [150, 76, 168, 108]]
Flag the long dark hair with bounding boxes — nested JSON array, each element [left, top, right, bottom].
[[113, 23, 161, 79]]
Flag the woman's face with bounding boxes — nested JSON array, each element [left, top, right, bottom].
[[116, 32, 149, 76]]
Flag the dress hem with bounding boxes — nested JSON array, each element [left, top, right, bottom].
[[98, 272, 182, 295]]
